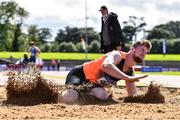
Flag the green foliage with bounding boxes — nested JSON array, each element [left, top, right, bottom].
[[76, 42, 86, 53], [12, 23, 21, 51], [66, 42, 77, 52], [57, 42, 68, 52], [1, 1, 180, 54], [58, 42, 77, 52], [0, 1, 29, 51], [17, 33, 29, 51], [49, 42, 58, 52], [149, 39, 180, 54], [150, 40, 162, 54], [122, 25, 136, 42], [27, 25, 39, 43], [40, 44, 50, 52], [88, 40, 101, 53], [147, 28, 175, 39], [84, 27, 100, 44], [173, 40, 180, 54], [167, 41, 174, 54], [38, 28, 52, 43], [122, 16, 146, 41], [147, 21, 180, 39], [55, 26, 99, 45]]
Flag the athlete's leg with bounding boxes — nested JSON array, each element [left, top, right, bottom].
[[89, 87, 109, 100], [65, 65, 84, 85], [63, 65, 86, 103], [59, 89, 79, 103], [29, 56, 36, 63]]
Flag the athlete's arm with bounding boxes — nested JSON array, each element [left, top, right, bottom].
[[101, 51, 147, 82], [35, 46, 41, 55]]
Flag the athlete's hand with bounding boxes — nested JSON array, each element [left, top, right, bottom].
[[128, 74, 148, 82]]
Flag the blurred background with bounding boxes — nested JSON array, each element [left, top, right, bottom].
[[0, 0, 180, 72]]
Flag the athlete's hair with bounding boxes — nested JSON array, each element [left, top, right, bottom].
[[131, 39, 152, 51]]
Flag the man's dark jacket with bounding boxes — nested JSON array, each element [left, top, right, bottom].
[[100, 12, 124, 50]]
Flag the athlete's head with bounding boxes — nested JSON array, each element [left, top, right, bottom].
[[131, 39, 152, 63]]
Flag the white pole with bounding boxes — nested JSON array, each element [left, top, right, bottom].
[[85, 0, 88, 60], [162, 39, 166, 56]]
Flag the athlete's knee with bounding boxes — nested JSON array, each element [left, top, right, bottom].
[[59, 89, 78, 103], [89, 87, 109, 100]]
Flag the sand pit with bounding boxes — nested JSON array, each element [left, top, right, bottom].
[[1, 64, 180, 119]]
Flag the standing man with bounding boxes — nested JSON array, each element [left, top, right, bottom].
[[99, 6, 124, 53], [28, 41, 40, 63], [64, 39, 151, 102]]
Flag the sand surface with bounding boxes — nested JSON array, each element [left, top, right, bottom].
[[1, 86, 180, 120]]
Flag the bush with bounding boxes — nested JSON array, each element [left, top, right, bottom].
[[41, 44, 50, 52], [76, 42, 86, 53], [150, 39, 162, 54], [50, 43, 58, 52], [58, 42, 77, 52], [88, 40, 100, 53], [149, 39, 180, 54], [173, 40, 180, 54]]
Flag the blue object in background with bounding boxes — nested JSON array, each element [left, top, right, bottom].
[[141, 66, 163, 72]]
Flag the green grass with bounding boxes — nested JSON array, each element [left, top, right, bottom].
[[0, 52, 103, 60], [135, 71, 180, 76], [0, 52, 180, 61], [145, 54, 180, 61]]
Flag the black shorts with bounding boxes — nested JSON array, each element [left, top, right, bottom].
[[65, 65, 87, 85], [65, 65, 102, 88]]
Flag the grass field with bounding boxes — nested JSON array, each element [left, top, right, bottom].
[[0, 52, 102, 60], [145, 54, 180, 61], [0, 52, 180, 61]]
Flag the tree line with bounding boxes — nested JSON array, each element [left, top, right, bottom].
[[0, 1, 180, 54]]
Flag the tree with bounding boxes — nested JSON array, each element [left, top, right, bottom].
[[38, 28, 52, 43], [88, 40, 101, 53], [49, 42, 58, 52], [26, 25, 53, 52], [17, 33, 29, 51], [147, 28, 175, 40], [12, 23, 22, 51], [0, 1, 29, 51], [12, 6, 29, 51], [27, 25, 39, 43], [150, 40, 163, 54], [58, 42, 77, 52], [76, 42, 86, 53], [122, 25, 136, 43], [78, 27, 99, 44], [147, 21, 180, 39], [122, 16, 147, 42], [55, 26, 79, 44], [55, 29, 66, 44], [55, 26, 99, 45], [40, 43, 50, 52], [173, 40, 180, 54]]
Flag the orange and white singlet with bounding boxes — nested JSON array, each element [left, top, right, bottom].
[[83, 51, 126, 84]]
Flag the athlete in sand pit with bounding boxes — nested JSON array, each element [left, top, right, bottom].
[[62, 39, 152, 103]]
